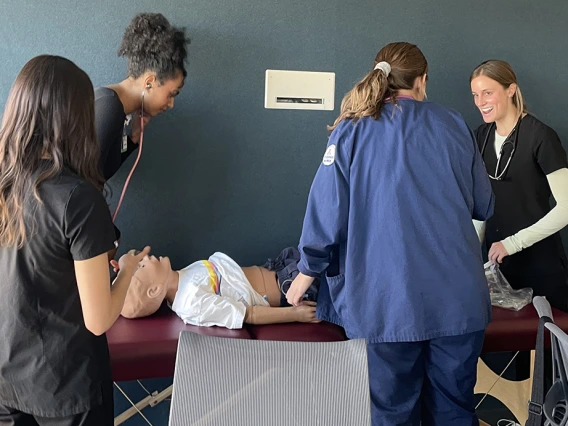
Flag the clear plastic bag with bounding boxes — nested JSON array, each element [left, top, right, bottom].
[[485, 261, 533, 311]]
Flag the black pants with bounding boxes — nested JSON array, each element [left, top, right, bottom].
[[0, 382, 113, 426], [263, 246, 320, 305]]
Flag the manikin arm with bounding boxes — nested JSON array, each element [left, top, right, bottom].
[[173, 284, 319, 328], [244, 302, 319, 325]]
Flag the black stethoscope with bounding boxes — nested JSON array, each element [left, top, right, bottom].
[[480, 115, 523, 181]]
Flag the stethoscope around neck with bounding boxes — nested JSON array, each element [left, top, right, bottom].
[[112, 88, 148, 223], [480, 115, 523, 181]]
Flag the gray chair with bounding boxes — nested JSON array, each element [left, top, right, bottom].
[[169, 331, 372, 426], [530, 296, 568, 426]]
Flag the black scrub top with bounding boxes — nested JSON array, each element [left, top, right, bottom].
[[0, 164, 116, 417], [95, 87, 138, 181], [95, 87, 138, 241], [475, 114, 568, 305]]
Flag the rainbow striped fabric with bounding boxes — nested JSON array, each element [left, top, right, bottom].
[[202, 260, 221, 295]]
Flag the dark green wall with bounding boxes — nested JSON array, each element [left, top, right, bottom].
[[1, 0, 567, 268]]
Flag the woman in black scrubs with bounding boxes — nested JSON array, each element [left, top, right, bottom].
[[470, 59, 568, 311], [471, 61, 568, 418], [0, 56, 149, 425], [97, 12, 189, 181], [96, 13, 190, 248]]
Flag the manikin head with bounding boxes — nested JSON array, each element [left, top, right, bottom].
[[121, 255, 174, 319]]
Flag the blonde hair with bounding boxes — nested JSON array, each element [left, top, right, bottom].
[[329, 42, 428, 131], [470, 60, 527, 116]]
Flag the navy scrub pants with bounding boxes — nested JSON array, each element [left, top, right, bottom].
[[367, 330, 485, 426]]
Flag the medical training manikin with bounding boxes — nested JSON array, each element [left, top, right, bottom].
[[121, 248, 320, 329]]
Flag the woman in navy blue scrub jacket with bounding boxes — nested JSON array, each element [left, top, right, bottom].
[[287, 42, 495, 426]]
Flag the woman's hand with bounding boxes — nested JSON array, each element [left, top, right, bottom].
[[117, 247, 151, 275], [286, 273, 315, 306], [489, 241, 509, 264]]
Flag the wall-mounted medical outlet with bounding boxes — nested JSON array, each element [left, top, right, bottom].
[[264, 69, 335, 111]]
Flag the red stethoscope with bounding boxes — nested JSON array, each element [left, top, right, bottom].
[[112, 90, 147, 222]]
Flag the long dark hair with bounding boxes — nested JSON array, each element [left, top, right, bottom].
[[0, 55, 103, 248]]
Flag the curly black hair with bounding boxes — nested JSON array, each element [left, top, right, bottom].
[[118, 13, 190, 81]]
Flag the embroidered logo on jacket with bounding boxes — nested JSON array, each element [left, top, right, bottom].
[[322, 144, 336, 166]]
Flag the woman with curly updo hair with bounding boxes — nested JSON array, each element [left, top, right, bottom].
[[97, 13, 189, 181], [95, 13, 190, 244]]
